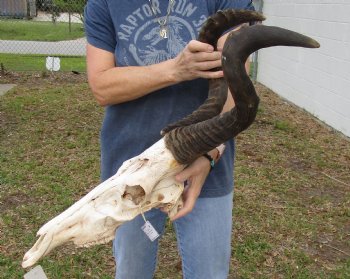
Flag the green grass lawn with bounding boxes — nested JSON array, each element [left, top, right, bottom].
[[0, 53, 86, 72], [0, 19, 84, 41], [0, 74, 349, 278]]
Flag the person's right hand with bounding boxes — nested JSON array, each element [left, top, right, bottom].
[[170, 40, 223, 82]]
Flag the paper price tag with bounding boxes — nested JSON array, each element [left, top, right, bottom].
[[141, 221, 160, 242], [24, 265, 48, 279]]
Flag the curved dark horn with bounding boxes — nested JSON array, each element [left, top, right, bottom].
[[222, 25, 320, 131], [164, 24, 320, 165], [161, 9, 265, 135]]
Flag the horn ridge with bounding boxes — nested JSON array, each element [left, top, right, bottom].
[[161, 78, 227, 135], [165, 108, 241, 165]]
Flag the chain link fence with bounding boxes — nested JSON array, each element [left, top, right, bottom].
[[0, 0, 87, 72], [0, 0, 263, 76]]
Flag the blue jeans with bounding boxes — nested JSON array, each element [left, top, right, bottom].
[[113, 191, 233, 279]]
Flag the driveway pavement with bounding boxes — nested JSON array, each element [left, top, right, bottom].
[[33, 11, 82, 24], [0, 38, 86, 56], [0, 12, 85, 56]]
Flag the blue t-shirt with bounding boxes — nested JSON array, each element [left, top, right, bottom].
[[85, 0, 254, 197]]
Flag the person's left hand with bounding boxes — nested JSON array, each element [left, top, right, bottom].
[[170, 156, 211, 221]]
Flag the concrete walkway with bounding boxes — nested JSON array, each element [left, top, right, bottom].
[[0, 38, 86, 56], [0, 84, 16, 96]]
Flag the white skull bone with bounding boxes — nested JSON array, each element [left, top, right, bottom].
[[22, 139, 185, 268]]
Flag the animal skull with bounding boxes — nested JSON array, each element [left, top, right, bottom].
[[22, 139, 184, 268], [22, 9, 319, 269]]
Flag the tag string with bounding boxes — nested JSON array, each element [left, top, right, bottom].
[[139, 205, 147, 223]]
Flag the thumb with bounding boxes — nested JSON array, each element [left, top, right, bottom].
[[187, 40, 214, 53]]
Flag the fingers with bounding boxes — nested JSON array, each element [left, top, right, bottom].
[[170, 157, 211, 221], [199, 70, 224, 79], [187, 40, 214, 53], [172, 40, 224, 82], [175, 168, 191, 183], [194, 50, 222, 62], [170, 181, 201, 221], [186, 46, 223, 77], [197, 60, 222, 71], [176, 157, 210, 183]]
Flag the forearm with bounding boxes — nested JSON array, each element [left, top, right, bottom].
[[88, 59, 178, 106], [87, 40, 223, 106]]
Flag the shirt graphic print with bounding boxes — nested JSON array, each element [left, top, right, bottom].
[[116, 0, 208, 66]]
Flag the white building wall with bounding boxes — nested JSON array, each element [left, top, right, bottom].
[[257, 0, 350, 137]]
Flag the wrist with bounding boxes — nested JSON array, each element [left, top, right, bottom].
[[166, 58, 182, 84], [207, 149, 219, 163], [203, 144, 225, 172], [203, 153, 215, 172], [206, 144, 225, 163]]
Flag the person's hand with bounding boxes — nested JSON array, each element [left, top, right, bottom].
[[170, 155, 211, 221], [170, 40, 223, 82]]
